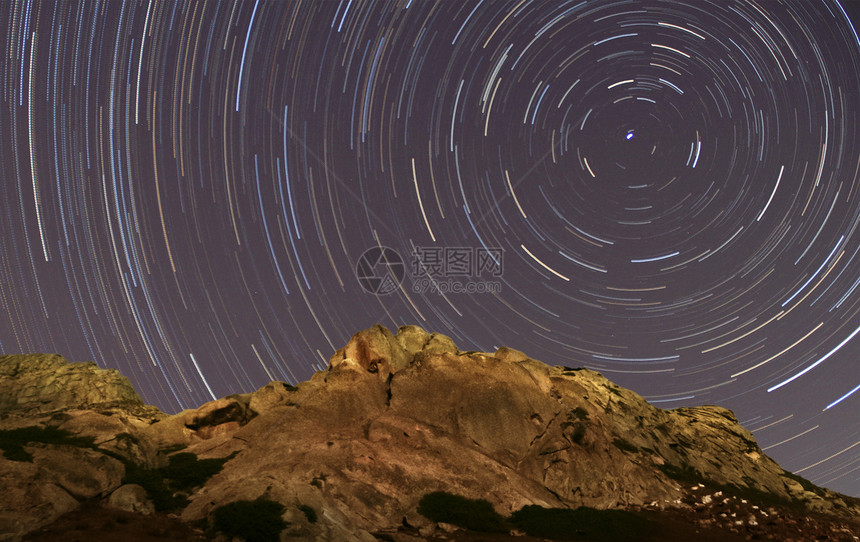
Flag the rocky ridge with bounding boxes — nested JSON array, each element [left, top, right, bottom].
[[0, 325, 857, 541]]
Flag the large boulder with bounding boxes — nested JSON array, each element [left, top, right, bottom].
[[0, 467, 77, 542], [29, 445, 125, 500]]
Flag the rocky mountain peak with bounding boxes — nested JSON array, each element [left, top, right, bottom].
[[1, 326, 857, 541], [0, 354, 144, 415]]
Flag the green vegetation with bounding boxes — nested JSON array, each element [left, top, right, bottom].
[[417, 491, 509, 533], [612, 437, 638, 454], [211, 498, 287, 542], [510, 505, 655, 542], [298, 504, 317, 523], [123, 451, 238, 511], [0, 425, 97, 462]]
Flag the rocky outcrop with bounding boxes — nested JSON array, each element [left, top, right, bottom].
[[176, 325, 858, 539], [0, 328, 857, 541], [0, 355, 166, 541], [0, 354, 144, 414]]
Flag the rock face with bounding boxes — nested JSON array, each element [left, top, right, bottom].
[[0, 328, 857, 542], [0, 354, 164, 541], [0, 354, 144, 414]]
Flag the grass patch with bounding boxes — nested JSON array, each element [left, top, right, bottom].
[[612, 437, 638, 454], [0, 425, 97, 462], [212, 498, 287, 542], [417, 492, 509, 533], [511, 505, 655, 542]]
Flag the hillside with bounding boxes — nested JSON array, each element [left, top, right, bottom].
[[1, 325, 857, 541]]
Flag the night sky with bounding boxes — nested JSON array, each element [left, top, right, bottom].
[[1, 0, 859, 496]]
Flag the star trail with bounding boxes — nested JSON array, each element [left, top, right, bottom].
[[1, 0, 859, 496]]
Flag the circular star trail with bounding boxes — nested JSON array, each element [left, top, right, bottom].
[[1, 0, 859, 496]]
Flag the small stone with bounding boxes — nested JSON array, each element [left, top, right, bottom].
[[437, 522, 460, 533], [106, 484, 154, 515]]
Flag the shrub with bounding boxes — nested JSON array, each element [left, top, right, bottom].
[[510, 505, 654, 542], [417, 491, 509, 532], [212, 498, 287, 542]]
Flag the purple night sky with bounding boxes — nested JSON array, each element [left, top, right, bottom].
[[1, 0, 858, 496]]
